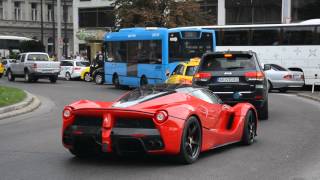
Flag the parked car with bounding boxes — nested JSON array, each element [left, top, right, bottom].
[[166, 58, 200, 85], [62, 84, 258, 164], [1, 59, 14, 76], [264, 64, 305, 92], [0, 60, 4, 78], [80, 64, 104, 85], [80, 67, 91, 82], [6, 52, 60, 83], [59, 60, 90, 80], [193, 51, 269, 120]]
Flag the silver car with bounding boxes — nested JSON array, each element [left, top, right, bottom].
[[264, 64, 305, 92]]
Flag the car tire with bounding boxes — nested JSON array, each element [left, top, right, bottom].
[[178, 116, 202, 164], [241, 110, 256, 145], [49, 75, 58, 83], [69, 149, 93, 158], [258, 100, 269, 120], [268, 81, 273, 92], [0, 73, 2, 78], [7, 70, 15, 81], [140, 76, 148, 87], [84, 73, 91, 82], [113, 74, 120, 88], [95, 73, 104, 85], [65, 72, 71, 81], [24, 70, 33, 83]]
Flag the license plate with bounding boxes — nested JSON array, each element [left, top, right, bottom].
[[217, 77, 239, 83]]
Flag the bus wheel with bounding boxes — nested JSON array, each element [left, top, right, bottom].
[[140, 76, 148, 87], [113, 74, 120, 88]]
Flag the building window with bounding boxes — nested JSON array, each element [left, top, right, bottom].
[[292, 0, 320, 22], [14, 1, 21, 21], [0, 1, 3, 19], [79, 7, 115, 28], [199, 0, 218, 25], [225, 0, 281, 25], [47, 4, 53, 22], [31, 3, 37, 21]]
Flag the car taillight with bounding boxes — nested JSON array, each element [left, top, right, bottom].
[[194, 72, 211, 81], [154, 110, 168, 123], [32, 63, 37, 69], [74, 67, 81, 70], [283, 74, 293, 80], [63, 107, 73, 119], [301, 74, 304, 80], [245, 71, 265, 81]]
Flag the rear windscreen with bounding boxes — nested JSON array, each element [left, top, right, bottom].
[[200, 54, 257, 71], [27, 54, 49, 61], [76, 61, 90, 67]]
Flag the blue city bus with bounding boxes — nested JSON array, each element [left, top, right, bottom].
[[103, 27, 215, 87]]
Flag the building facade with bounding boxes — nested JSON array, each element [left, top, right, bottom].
[[73, 0, 320, 60], [0, 0, 73, 57], [73, 0, 114, 61]]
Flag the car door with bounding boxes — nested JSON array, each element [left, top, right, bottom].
[[167, 64, 185, 84], [17, 54, 26, 75], [191, 89, 222, 130]]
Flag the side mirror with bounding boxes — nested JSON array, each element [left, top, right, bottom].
[[263, 64, 271, 71]]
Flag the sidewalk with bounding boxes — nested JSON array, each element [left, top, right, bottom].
[[0, 91, 41, 120], [297, 91, 320, 103]]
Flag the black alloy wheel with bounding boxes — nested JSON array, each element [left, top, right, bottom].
[[242, 110, 256, 145], [179, 116, 202, 164], [140, 76, 148, 87], [113, 74, 120, 88], [95, 73, 104, 85]]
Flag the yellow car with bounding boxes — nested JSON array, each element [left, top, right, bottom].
[[80, 67, 91, 82], [0, 60, 5, 78], [166, 58, 200, 85]]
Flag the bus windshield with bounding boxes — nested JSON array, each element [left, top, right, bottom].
[[169, 32, 213, 62]]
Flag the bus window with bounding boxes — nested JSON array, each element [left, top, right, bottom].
[[169, 32, 213, 62], [316, 26, 320, 45], [221, 28, 250, 46], [127, 40, 162, 64], [251, 27, 281, 45], [106, 41, 127, 62], [281, 26, 315, 45]]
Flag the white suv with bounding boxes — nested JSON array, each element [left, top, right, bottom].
[[59, 60, 90, 80]]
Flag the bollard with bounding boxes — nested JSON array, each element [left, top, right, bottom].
[[312, 74, 318, 93]]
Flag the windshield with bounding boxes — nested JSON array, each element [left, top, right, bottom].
[[76, 61, 90, 67], [27, 54, 49, 61], [169, 32, 213, 62], [200, 55, 257, 71], [185, 66, 198, 76]]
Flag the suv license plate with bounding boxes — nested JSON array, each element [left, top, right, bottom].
[[217, 77, 239, 83]]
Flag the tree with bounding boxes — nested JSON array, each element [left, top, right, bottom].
[[110, 0, 214, 28], [20, 40, 45, 53]]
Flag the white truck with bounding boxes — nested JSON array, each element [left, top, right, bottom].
[[6, 52, 60, 83]]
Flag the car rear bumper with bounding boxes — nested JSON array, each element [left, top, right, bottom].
[[271, 80, 305, 89], [30, 72, 59, 77]]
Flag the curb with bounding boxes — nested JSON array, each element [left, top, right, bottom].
[[0, 91, 41, 120], [297, 93, 320, 103]]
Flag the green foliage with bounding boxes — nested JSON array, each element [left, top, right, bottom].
[[0, 86, 26, 107], [20, 40, 45, 53], [110, 0, 214, 28]]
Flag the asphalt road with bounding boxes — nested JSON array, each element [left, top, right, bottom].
[[1, 78, 320, 180]]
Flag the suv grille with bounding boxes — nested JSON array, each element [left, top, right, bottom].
[[115, 118, 155, 129]]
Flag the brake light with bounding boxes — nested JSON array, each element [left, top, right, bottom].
[[301, 74, 304, 80], [245, 71, 265, 81], [283, 74, 293, 80], [74, 67, 81, 70], [224, 54, 233, 58], [32, 63, 37, 69], [194, 72, 211, 81], [154, 110, 168, 123]]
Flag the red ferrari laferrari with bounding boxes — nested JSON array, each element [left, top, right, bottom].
[[62, 84, 258, 164]]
